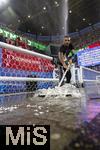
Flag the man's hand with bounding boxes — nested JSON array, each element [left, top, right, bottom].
[[69, 59, 72, 65], [63, 62, 68, 69]]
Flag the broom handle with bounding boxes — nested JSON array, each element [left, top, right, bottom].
[[58, 66, 70, 87]]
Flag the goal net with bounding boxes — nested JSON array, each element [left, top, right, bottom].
[[0, 42, 58, 94]]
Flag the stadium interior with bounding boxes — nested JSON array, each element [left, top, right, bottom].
[[0, 0, 100, 150]]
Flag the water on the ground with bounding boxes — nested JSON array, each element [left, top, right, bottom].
[[0, 84, 100, 150]]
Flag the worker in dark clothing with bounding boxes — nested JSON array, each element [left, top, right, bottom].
[[58, 36, 75, 86]]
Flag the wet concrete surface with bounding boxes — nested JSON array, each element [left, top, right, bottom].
[[0, 87, 100, 150]]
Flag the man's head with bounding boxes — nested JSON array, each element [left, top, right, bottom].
[[16, 37, 20, 42], [63, 36, 71, 46]]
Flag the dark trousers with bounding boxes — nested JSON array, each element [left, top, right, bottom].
[[58, 65, 71, 86], [26, 81, 37, 91]]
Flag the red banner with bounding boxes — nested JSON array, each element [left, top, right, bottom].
[[2, 48, 54, 72], [88, 41, 100, 48]]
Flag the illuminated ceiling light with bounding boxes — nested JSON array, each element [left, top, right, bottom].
[[54, 1, 59, 7], [0, 0, 9, 7], [28, 29, 30, 32], [41, 26, 44, 29], [89, 23, 92, 25], [62, 27, 64, 29], [69, 10, 72, 13], [76, 29, 79, 31], [57, 3, 60, 7], [28, 15, 31, 18], [83, 18, 86, 21], [18, 19, 20, 23], [54, 1, 58, 5], [43, 6, 46, 10]]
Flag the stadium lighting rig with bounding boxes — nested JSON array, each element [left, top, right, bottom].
[[0, 0, 9, 7]]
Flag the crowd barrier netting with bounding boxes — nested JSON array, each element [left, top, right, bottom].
[[0, 42, 58, 94]]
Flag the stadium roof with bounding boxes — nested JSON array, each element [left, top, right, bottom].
[[0, 0, 100, 35]]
